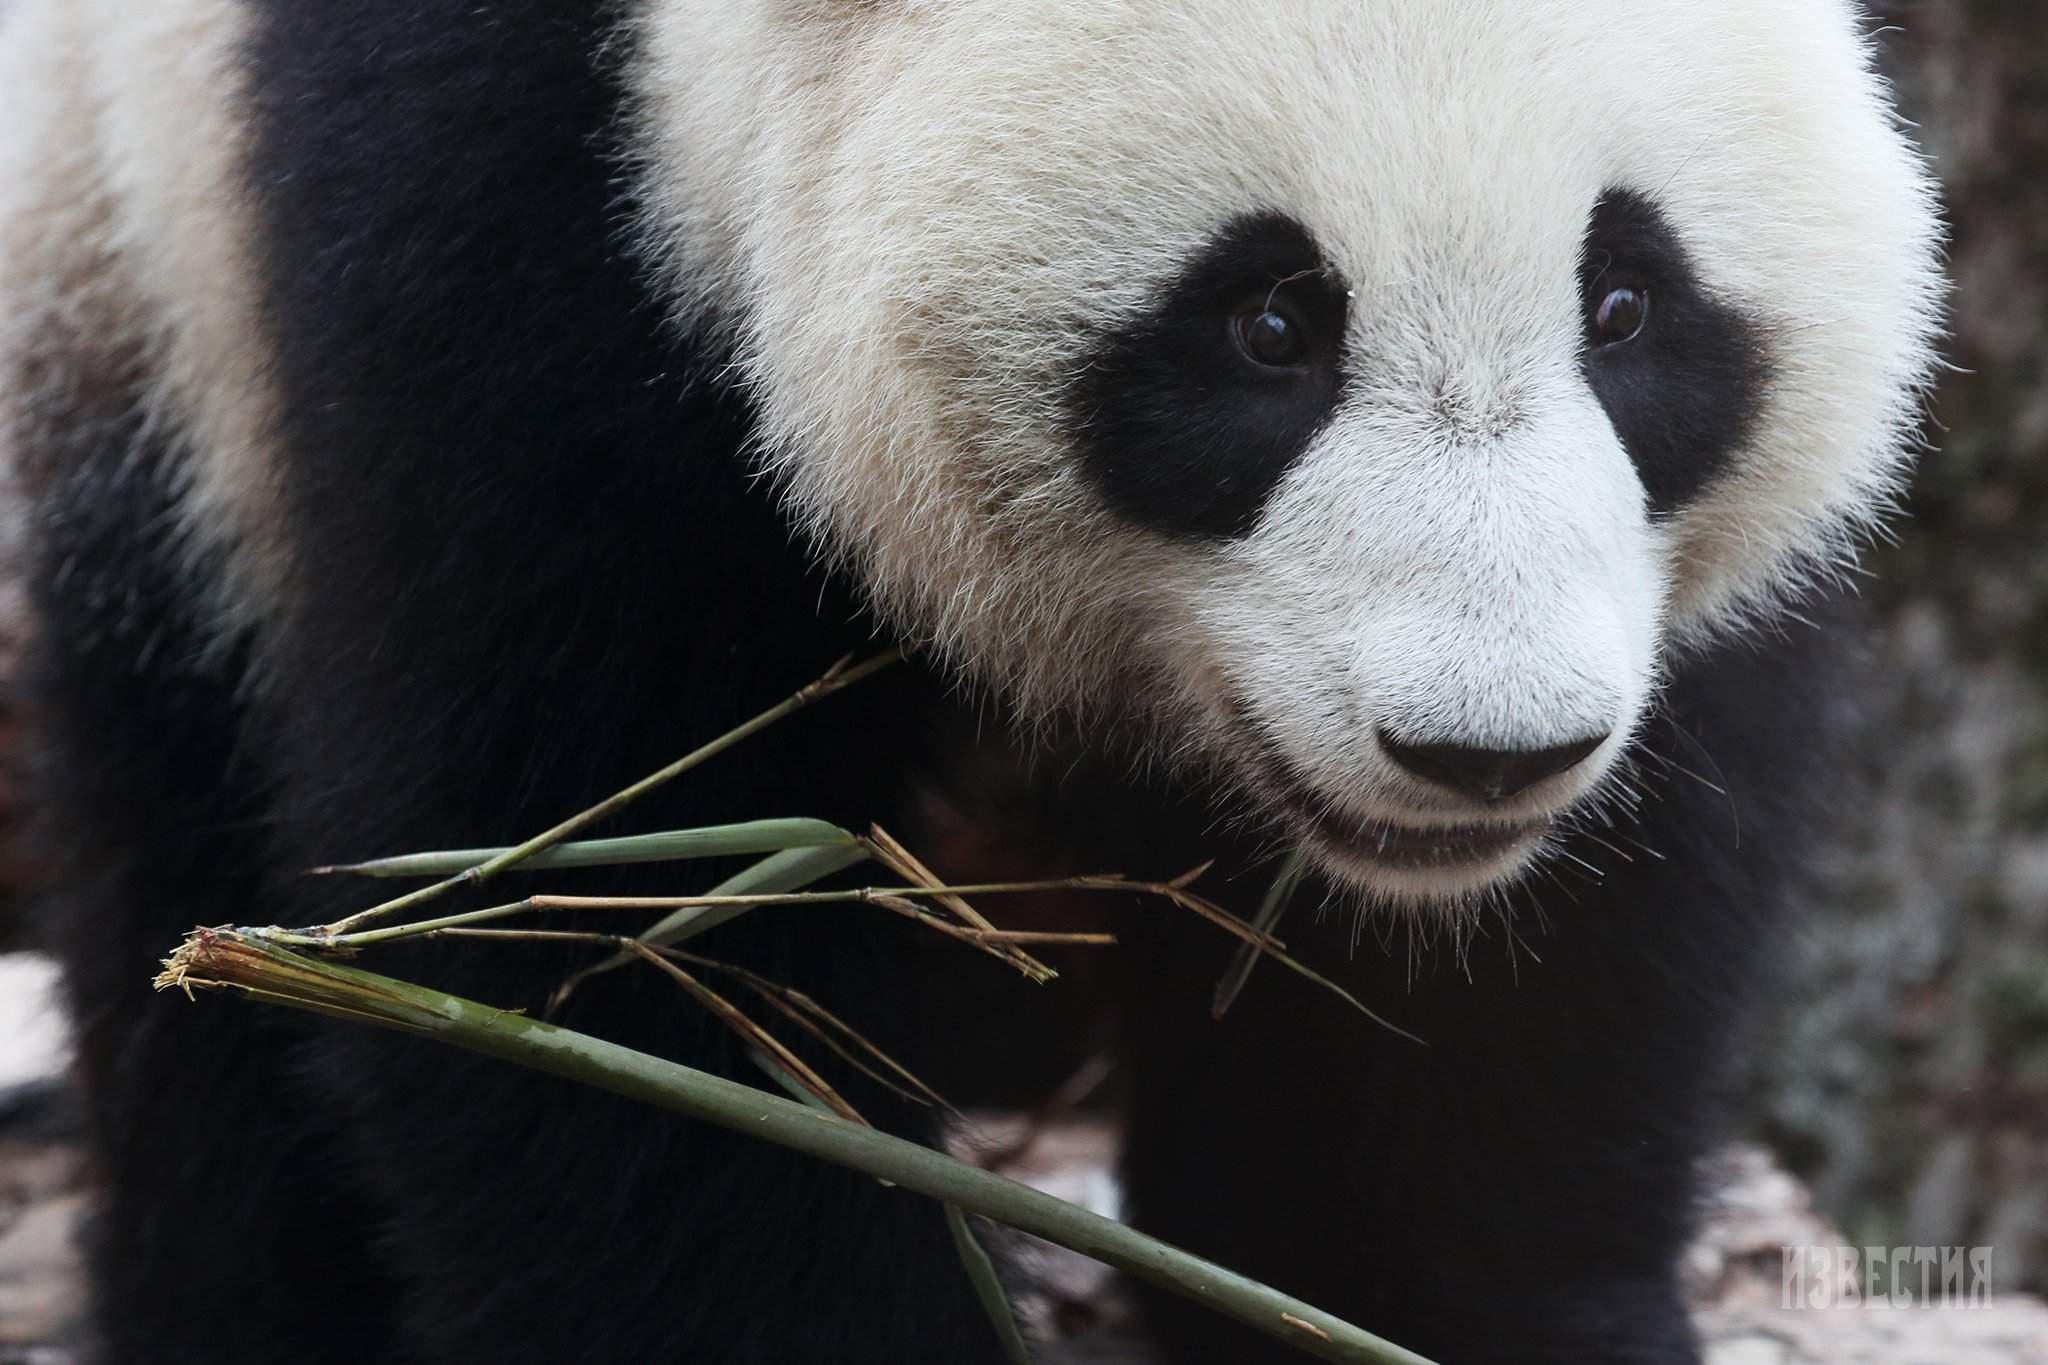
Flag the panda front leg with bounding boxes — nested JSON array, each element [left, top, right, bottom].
[[1113, 853, 1733, 1365], [240, 647, 1016, 1363], [18, 400, 410, 1361], [297, 995, 1009, 1364]]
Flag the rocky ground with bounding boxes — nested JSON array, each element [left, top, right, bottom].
[[980, 1125, 2048, 1365], [0, 955, 75, 1365]]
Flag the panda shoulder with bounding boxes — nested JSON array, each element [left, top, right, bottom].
[[0, 0, 291, 622]]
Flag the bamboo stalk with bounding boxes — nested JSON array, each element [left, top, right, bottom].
[[263, 868, 1412, 1040], [269, 878, 1121, 955], [425, 928, 953, 1110], [624, 941, 864, 1123], [309, 819, 860, 879], [317, 649, 901, 939], [157, 928, 1436, 1365], [864, 825, 1055, 982], [945, 1201, 1034, 1365], [548, 842, 871, 1012]]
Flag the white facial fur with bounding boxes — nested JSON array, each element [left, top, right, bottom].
[[0, 0, 1939, 903], [630, 0, 1943, 903]]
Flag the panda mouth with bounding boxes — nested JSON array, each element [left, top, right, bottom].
[[1223, 701, 1548, 877], [1287, 800, 1545, 874]]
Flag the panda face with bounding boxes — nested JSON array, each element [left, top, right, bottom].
[[631, 0, 1942, 905]]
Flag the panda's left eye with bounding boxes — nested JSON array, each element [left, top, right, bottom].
[[1232, 304, 1310, 368], [1590, 283, 1651, 346]]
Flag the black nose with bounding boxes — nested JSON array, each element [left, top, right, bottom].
[[1376, 730, 1608, 803]]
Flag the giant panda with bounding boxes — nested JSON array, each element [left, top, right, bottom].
[[0, 0, 1942, 1362]]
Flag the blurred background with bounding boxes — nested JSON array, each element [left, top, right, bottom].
[[0, 3, 2042, 1361], [1742, 0, 2048, 1299]]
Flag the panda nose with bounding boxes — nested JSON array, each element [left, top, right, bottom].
[[1376, 730, 1608, 804]]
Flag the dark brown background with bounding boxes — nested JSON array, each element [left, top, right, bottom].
[[1738, 0, 2048, 1296]]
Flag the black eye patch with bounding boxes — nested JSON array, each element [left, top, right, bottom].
[[1580, 189, 1770, 513], [1064, 213, 1350, 539]]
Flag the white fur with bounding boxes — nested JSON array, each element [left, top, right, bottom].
[[631, 0, 1943, 900], [0, 0, 288, 620], [1, 0, 1942, 904]]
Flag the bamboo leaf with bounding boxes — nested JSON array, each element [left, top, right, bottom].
[[318, 649, 899, 938], [310, 819, 859, 879], [548, 842, 871, 1010], [945, 1202, 1034, 1365], [1212, 850, 1312, 1019], [631, 843, 874, 949]]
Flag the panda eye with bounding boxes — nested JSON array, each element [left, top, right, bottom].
[[1232, 303, 1310, 369], [1591, 283, 1651, 347]]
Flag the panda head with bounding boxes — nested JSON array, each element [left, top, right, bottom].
[[631, 0, 1943, 905]]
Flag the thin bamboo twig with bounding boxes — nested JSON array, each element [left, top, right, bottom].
[[734, 978, 940, 1110], [156, 928, 1438, 1365], [552, 842, 872, 1009], [861, 894, 1112, 977], [960, 930, 1116, 946], [439, 928, 949, 1110], [864, 824, 1002, 933], [862, 824, 1053, 981], [730, 978, 951, 1112], [623, 941, 865, 1123], [450, 892, 1105, 986], [274, 878, 1131, 948], [263, 866, 1413, 1041], [309, 819, 861, 879], [945, 1202, 1034, 1365], [314, 649, 901, 940], [1213, 850, 1313, 1020], [1163, 882, 1425, 1048], [746, 1049, 853, 1120]]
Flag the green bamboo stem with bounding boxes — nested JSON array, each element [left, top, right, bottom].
[[264, 867, 1417, 1041], [275, 875, 1168, 950], [309, 819, 861, 879], [260, 875, 1138, 949], [550, 842, 874, 1005], [317, 649, 901, 939], [945, 1201, 1034, 1365], [157, 929, 1436, 1365], [264, 871, 1417, 1039]]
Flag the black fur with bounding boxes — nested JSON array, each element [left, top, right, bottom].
[[23, 339, 398, 1362], [34, 3, 994, 1360], [21, 9, 1845, 1365], [1114, 622, 1845, 1364], [1065, 213, 1350, 538], [1581, 189, 1771, 511]]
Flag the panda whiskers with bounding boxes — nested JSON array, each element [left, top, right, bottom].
[[1549, 763, 1662, 884], [1641, 705, 1741, 843], [1576, 830, 1637, 864]]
